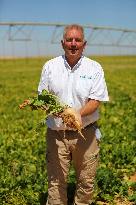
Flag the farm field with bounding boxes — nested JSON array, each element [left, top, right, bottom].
[[0, 56, 136, 205]]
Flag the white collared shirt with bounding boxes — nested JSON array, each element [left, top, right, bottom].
[[38, 55, 109, 130]]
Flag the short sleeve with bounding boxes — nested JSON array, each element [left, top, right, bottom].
[[38, 63, 49, 94], [89, 64, 109, 102]]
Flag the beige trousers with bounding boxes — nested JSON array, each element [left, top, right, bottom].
[[46, 125, 99, 205]]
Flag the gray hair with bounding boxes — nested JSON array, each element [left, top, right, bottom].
[[63, 24, 85, 40]]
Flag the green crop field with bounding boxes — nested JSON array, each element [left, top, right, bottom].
[[0, 56, 136, 205]]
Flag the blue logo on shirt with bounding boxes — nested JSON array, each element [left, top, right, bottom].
[[80, 75, 92, 79]]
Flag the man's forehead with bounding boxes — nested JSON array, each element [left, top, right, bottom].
[[65, 29, 84, 38]]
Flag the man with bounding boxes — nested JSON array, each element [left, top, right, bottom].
[[38, 24, 109, 205]]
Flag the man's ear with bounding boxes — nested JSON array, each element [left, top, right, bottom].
[[61, 40, 65, 48]]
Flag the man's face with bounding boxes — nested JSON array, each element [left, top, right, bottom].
[[61, 28, 86, 61]]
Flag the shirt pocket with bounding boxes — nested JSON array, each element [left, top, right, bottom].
[[75, 77, 93, 99]]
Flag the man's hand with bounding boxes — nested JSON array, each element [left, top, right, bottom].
[[61, 107, 82, 129]]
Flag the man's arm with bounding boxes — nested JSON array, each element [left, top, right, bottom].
[[79, 99, 100, 117]]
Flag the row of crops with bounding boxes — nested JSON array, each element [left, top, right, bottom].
[[0, 56, 136, 204]]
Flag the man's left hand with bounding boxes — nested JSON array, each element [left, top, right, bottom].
[[61, 107, 82, 129]]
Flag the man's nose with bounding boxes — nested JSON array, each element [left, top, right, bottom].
[[71, 39, 76, 45]]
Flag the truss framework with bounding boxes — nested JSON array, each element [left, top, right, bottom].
[[0, 22, 136, 48]]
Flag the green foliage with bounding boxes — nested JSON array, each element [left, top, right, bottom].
[[0, 56, 136, 204], [28, 89, 66, 115], [96, 167, 128, 201]]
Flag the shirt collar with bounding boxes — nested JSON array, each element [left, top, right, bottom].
[[63, 55, 84, 70]]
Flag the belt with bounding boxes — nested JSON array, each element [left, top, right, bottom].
[[63, 121, 97, 132], [84, 121, 98, 129], [49, 122, 98, 132]]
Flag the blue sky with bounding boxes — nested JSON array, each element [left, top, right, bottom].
[[0, 0, 136, 56], [0, 0, 136, 29]]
